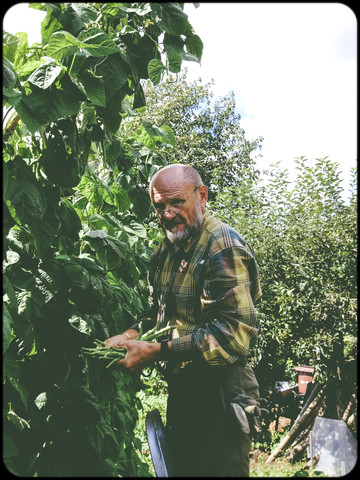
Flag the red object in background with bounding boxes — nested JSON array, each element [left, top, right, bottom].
[[295, 366, 315, 394]]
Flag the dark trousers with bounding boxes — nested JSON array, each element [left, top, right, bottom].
[[165, 361, 260, 477]]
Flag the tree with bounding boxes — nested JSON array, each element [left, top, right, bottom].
[[3, 3, 202, 476], [135, 70, 263, 200], [210, 157, 357, 387]]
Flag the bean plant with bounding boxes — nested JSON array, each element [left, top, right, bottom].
[[3, 3, 202, 476]]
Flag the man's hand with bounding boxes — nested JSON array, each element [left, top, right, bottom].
[[104, 329, 139, 349], [117, 340, 161, 373], [104, 329, 171, 373]]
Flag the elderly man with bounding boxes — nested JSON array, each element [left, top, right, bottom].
[[105, 164, 262, 477]]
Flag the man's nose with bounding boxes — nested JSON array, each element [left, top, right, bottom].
[[162, 208, 177, 219]]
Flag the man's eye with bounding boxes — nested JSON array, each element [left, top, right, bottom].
[[172, 200, 185, 207], [154, 204, 164, 210]]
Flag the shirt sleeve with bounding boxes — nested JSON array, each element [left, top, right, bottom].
[[171, 245, 261, 366]]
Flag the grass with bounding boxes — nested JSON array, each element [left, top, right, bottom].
[[250, 450, 326, 477]]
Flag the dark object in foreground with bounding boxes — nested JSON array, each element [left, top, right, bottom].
[[146, 409, 173, 477]]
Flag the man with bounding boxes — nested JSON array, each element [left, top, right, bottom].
[[105, 164, 262, 476]]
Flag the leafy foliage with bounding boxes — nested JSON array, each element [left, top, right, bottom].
[[3, 2, 201, 476], [210, 157, 357, 386], [127, 70, 263, 200]]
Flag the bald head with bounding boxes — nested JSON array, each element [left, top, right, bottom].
[[149, 164, 208, 245], [149, 164, 203, 201]]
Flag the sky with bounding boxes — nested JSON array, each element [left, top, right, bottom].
[[3, 2, 357, 194]]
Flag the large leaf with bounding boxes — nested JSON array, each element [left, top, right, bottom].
[[75, 71, 106, 107], [84, 233, 128, 270], [39, 120, 89, 188], [33, 265, 63, 306], [47, 31, 79, 60], [61, 260, 90, 289], [3, 58, 16, 92], [2, 31, 20, 62], [123, 221, 147, 239], [18, 74, 85, 132], [80, 28, 121, 57], [147, 58, 165, 86], [157, 3, 191, 36], [3, 304, 13, 353], [71, 3, 97, 24], [167, 50, 182, 73], [29, 207, 61, 258], [94, 55, 130, 104], [58, 199, 82, 241], [27, 61, 63, 88], [185, 34, 203, 62], [110, 183, 131, 212], [5, 157, 47, 225]]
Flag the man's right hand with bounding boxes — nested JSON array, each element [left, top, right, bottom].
[[104, 329, 139, 349]]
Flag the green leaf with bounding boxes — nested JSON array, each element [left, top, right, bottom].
[[3, 304, 13, 353], [128, 189, 152, 222], [93, 55, 130, 104], [61, 260, 90, 288], [109, 183, 131, 212], [7, 408, 30, 430], [185, 34, 203, 62], [18, 60, 44, 80], [58, 199, 82, 240], [60, 3, 87, 36], [3, 58, 16, 92], [39, 121, 88, 187], [34, 266, 62, 305], [18, 74, 85, 132], [123, 221, 147, 239], [3, 433, 19, 460], [158, 3, 191, 36], [163, 33, 185, 56], [160, 124, 175, 146], [167, 50, 182, 73], [27, 61, 63, 89], [5, 158, 47, 225], [147, 59, 165, 86], [2, 31, 20, 62], [3, 275, 18, 319], [86, 230, 108, 239], [34, 392, 48, 410], [80, 28, 121, 57], [47, 31, 79, 60], [13, 32, 29, 71], [71, 3, 97, 23], [76, 71, 106, 107], [69, 314, 95, 336]]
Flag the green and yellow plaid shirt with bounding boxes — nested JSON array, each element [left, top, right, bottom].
[[132, 211, 262, 367]]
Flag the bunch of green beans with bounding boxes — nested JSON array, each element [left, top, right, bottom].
[[81, 323, 174, 368]]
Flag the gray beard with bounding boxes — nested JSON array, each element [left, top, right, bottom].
[[165, 202, 203, 246]]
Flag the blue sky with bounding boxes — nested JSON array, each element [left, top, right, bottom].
[[4, 3, 357, 194]]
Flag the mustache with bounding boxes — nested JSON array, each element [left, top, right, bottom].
[[162, 217, 185, 230]]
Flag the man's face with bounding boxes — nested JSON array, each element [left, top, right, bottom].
[[151, 175, 207, 245]]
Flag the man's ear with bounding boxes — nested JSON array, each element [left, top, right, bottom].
[[198, 185, 208, 212]]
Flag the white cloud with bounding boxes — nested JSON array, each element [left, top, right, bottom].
[[3, 4, 46, 44], [184, 3, 357, 190]]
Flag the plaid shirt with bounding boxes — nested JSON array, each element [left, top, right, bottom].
[[132, 211, 262, 368]]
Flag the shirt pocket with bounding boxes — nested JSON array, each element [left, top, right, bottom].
[[173, 293, 194, 324]]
